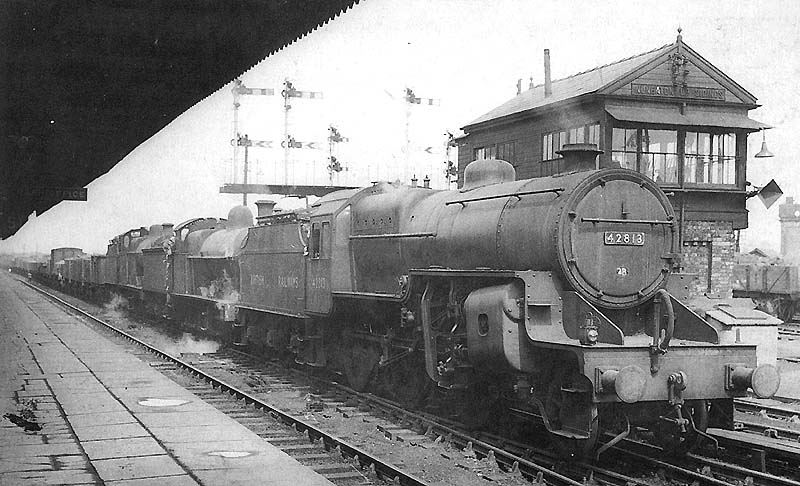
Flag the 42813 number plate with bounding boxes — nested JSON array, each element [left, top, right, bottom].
[[604, 231, 645, 246]]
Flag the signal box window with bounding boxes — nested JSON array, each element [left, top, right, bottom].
[[473, 146, 496, 160], [612, 128, 679, 184], [496, 141, 516, 164], [642, 129, 678, 183], [542, 123, 600, 162], [587, 124, 600, 146], [542, 131, 566, 161], [685, 132, 736, 185], [569, 126, 584, 143], [612, 128, 638, 170]]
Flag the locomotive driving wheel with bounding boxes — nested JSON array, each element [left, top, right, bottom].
[[654, 399, 709, 455], [374, 354, 432, 409], [342, 338, 381, 392], [453, 380, 504, 430]]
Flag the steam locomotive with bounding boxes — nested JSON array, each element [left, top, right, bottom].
[[20, 144, 780, 454]]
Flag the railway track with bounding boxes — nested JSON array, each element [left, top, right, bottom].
[[780, 329, 800, 338], [21, 278, 800, 486], [733, 397, 800, 445]]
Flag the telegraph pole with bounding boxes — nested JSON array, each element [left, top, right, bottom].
[[240, 135, 250, 205]]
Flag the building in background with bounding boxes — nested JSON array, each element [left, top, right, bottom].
[[456, 32, 767, 298], [780, 197, 800, 262]]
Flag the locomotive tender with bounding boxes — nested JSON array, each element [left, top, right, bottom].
[[24, 144, 780, 453]]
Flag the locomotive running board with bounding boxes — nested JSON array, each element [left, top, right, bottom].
[[331, 291, 401, 301]]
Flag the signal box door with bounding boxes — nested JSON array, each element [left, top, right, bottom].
[[306, 219, 332, 314]]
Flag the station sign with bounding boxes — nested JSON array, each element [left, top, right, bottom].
[[630, 83, 725, 101]]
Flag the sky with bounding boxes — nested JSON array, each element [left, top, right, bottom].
[[3, 0, 800, 255]]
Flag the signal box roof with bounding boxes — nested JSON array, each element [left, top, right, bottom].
[[463, 34, 760, 131]]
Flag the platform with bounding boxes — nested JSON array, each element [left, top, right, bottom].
[[0, 272, 334, 485]]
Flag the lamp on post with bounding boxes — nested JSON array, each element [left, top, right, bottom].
[[754, 128, 774, 158]]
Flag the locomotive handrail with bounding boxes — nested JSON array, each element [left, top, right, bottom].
[[445, 187, 564, 206], [581, 217, 674, 225], [654, 289, 675, 351], [349, 232, 436, 239], [649, 289, 676, 373]]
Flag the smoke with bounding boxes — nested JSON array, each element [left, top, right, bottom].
[[103, 293, 128, 320], [200, 270, 240, 303], [162, 332, 220, 356]]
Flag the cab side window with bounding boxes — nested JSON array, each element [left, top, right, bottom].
[[309, 221, 331, 259], [320, 222, 330, 258], [310, 223, 321, 259]]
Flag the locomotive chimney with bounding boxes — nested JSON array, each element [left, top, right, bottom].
[[556, 143, 603, 173], [423, 175, 430, 188], [544, 49, 552, 97], [255, 200, 276, 218], [411, 175, 418, 188]]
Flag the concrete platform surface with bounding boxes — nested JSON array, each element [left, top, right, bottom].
[[0, 273, 334, 486]]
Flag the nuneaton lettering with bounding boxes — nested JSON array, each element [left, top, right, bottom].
[[630, 83, 724, 101]]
